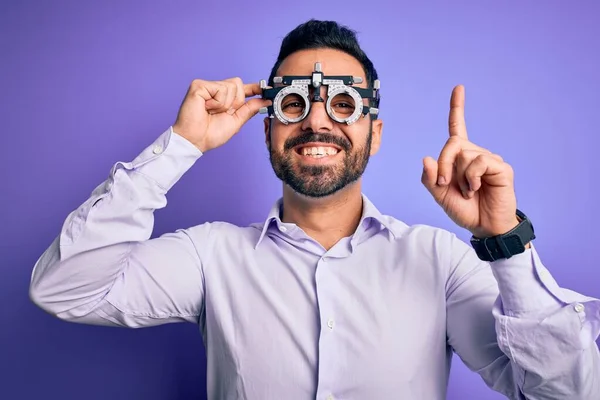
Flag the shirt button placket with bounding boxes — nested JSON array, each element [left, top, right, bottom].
[[315, 255, 338, 399]]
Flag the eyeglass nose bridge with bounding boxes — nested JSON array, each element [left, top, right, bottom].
[[310, 62, 325, 103]]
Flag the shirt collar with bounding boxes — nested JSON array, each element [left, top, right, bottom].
[[253, 194, 404, 248]]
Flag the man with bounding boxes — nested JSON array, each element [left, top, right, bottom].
[[30, 19, 599, 399]]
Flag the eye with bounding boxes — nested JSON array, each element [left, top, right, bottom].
[[330, 93, 355, 116], [282, 101, 303, 109], [331, 100, 355, 117], [334, 102, 352, 108]]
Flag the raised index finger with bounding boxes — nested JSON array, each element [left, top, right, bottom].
[[448, 85, 468, 140]]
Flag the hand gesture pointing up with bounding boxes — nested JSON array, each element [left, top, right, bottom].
[[421, 85, 520, 239]]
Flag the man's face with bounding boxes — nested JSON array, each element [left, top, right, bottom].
[[264, 48, 383, 198]]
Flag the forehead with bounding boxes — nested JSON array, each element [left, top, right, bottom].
[[276, 48, 367, 87]]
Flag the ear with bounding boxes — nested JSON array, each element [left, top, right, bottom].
[[369, 118, 383, 156], [263, 117, 271, 148]]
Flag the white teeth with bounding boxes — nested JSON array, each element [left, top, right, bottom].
[[301, 146, 339, 157]]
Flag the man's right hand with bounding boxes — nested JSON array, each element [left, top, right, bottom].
[[172, 78, 271, 153]]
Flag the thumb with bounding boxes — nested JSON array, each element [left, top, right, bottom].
[[233, 98, 271, 126], [421, 156, 443, 197]]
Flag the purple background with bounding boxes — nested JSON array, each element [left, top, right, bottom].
[[2, 1, 599, 399]]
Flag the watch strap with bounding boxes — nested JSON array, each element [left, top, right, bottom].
[[470, 209, 536, 262]]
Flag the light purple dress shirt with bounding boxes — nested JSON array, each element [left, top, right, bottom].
[[30, 127, 600, 399]]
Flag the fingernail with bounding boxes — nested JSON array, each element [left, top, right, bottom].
[[437, 176, 446, 185]]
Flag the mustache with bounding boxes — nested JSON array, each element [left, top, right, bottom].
[[283, 132, 351, 152]]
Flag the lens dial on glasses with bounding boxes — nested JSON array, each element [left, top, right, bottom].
[[273, 85, 310, 124]]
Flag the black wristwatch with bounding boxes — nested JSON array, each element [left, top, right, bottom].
[[470, 209, 536, 262]]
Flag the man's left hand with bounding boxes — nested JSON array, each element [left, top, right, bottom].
[[421, 85, 520, 239]]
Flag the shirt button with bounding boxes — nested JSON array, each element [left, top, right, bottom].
[[278, 225, 287, 232], [326, 395, 334, 400], [152, 145, 163, 154], [574, 303, 585, 313], [327, 318, 335, 329]]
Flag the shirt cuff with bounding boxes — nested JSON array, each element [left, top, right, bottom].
[[490, 244, 565, 316], [111, 127, 203, 191]]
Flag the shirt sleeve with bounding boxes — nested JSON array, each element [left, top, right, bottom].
[[29, 127, 211, 328], [444, 232, 600, 399]]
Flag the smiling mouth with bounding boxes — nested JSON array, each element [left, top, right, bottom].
[[294, 144, 341, 158]]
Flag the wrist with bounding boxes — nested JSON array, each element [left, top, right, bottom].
[[471, 217, 521, 239], [171, 125, 207, 153]]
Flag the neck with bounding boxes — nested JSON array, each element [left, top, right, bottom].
[[281, 182, 364, 250]]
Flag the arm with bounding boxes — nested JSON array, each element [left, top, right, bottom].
[[29, 127, 209, 327], [446, 233, 600, 399]]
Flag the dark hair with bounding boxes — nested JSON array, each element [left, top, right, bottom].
[[268, 19, 380, 108]]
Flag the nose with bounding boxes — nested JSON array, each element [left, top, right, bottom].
[[301, 87, 334, 133]]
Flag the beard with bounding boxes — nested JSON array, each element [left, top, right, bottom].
[[268, 125, 372, 198]]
